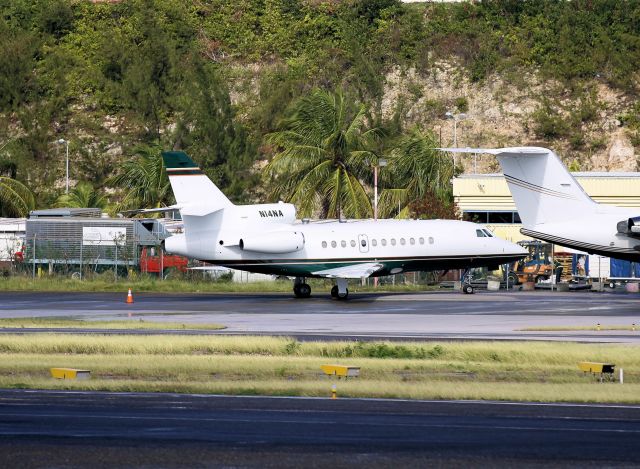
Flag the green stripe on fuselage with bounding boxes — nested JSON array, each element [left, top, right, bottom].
[[213, 254, 522, 278]]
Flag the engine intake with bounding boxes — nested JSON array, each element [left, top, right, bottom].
[[239, 231, 305, 254], [617, 216, 640, 237]]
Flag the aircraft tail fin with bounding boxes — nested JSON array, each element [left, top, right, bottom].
[[162, 151, 233, 214], [441, 147, 599, 227]]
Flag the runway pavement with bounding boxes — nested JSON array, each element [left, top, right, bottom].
[[1, 389, 639, 467], [1, 290, 639, 342]]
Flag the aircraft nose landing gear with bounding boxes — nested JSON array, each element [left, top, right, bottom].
[[293, 277, 311, 298], [461, 269, 475, 294]]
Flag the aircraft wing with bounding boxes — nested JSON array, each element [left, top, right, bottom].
[[311, 262, 384, 279]]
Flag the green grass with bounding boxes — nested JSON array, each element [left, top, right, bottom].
[[0, 276, 439, 294], [0, 318, 225, 331], [0, 334, 638, 402]]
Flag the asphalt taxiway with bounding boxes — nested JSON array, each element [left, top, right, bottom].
[[1, 389, 639, 467], [0, 290, 639, 342]]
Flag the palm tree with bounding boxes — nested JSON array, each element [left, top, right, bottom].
[[265, 89, 381, 219], [0, 176, 35, 217], [379, 128, 455, 218], [109, 145, 173, 212], [55, 182, 108, 210]]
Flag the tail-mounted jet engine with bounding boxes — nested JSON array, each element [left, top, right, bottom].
[[239, 231, 305, 254], [617, 216, 640, 238]]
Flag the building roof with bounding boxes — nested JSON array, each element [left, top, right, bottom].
[[29, 208, 103, 218]]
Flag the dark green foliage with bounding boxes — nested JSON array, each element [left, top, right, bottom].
[[173, 55, 257, 202], [531, 100, 572, 140], [0, 0, 638, 211]]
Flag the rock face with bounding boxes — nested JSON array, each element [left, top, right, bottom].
[[606, 130, 637, 172], [381, 63, 638, 174]]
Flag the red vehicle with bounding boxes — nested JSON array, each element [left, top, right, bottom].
[[140, 247, 188, 277]]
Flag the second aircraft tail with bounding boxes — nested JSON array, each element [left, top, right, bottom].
[[442, 147, 602, 227]]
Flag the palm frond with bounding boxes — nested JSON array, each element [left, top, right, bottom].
[[0, 177, 35, 217]]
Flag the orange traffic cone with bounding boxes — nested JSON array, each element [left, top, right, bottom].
[[126, 288, 134, 304]]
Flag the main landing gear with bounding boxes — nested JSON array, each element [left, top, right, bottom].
[[330, 278, 349, 300], [293, 277, 350, 300], [293, 277, 311, 298]]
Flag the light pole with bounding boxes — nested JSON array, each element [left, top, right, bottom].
[[373, 158, 387, 221], [57, 138, 69, 193], [445, 112, 467, 167]]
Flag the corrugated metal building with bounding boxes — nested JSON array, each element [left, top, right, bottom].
[[453, 172, 640, 242]]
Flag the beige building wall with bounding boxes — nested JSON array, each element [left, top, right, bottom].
[[453, 173, 640, 244]]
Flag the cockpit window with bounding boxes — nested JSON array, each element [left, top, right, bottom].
[[476, 229, 486, 237], [483, 229, 493, 237]]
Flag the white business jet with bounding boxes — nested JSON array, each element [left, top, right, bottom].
[[443, 147, 640, 261], [153, 151, 525, 299]]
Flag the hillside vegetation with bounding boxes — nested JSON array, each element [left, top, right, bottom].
[[0, 0, 638, 214]]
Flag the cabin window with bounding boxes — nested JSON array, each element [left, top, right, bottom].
[[331, 241, 337, 248], [350, 240, 356, 247], [391, 238, 396, 246], [400, 238, 406, 245], [419, 237, 424, 245], [410, 238, 415, 245], [381, 239, 387, 246], [341, 240, 347, 248], [322, 241, 327, 248], [476, 229, 486, 237], [429, 237, 434, 244], [372, 239, 377, 246], [361, 239, 366, 247]]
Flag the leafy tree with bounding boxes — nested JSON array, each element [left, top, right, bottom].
[[108, 146, 172, 212], [54, 182, 108, 210], [172, 55, 256, 202], [408, 189, 458, 220], [0, 176, 35, 217], [379, 128, 454, 218], [0, 22, 39, 112], [265, 89, 380, 219]]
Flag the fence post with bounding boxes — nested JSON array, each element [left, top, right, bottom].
[[32, 234, 36, 279], [115, 241, 118, 282], [79, 238, 83, 281]]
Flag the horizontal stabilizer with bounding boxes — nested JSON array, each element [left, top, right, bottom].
[[180, 205, 224, 217], [312, 262, 384, 279], [438, 147, 550, 156], [120, 205, 182, 216]]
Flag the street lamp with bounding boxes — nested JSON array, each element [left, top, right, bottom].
[[373, 158, 387, 221], [445, 112, 467, 166], [57, 138, 69, 193]]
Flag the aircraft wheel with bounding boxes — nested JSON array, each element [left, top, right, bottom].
[[331, 285, 338, 298], [337, 288, 349, 300], [299, 283, 311, 298], [508, 273, 519, 285], [294, 283, 311, 298], [462, 285, 475, 294]]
